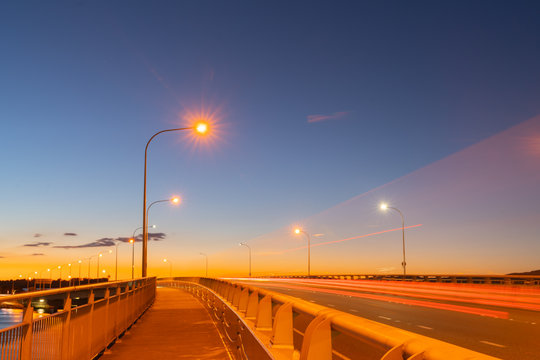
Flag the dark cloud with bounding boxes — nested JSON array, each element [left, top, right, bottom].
[[24, 242, 52, 247], [31, 253, 44, 256], [0, 256, 5, 258], [64, 232, 77, 236], [54, 233, 166, 249], [33, 233, 43, 238]]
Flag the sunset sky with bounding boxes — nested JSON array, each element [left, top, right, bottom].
[[1, 1, 539, 279]]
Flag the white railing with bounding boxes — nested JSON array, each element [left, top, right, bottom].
[[0, 277, 155, 360]]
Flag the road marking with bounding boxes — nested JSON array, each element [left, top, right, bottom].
[[480, 341, 506, 348], [378, 316, 392, 320], [328, 304, 336, 307], [309, 300, 316, 303], [417, 325, 433, 330], [349, 309, 359, 312]]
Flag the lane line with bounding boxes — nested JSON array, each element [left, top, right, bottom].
[[349, 309, 359, 312], [378, 316, 392, 320], [417, 325, 433, 330], [479, 341, 506, 348]]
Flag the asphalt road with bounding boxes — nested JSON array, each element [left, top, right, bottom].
[[232, 278, 540, 360]]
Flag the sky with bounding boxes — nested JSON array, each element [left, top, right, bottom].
[[1, 1, 539, 279]]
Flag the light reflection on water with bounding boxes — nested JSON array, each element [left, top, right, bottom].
[[0, 308, 23, 329], [0, 308, 46, 330]]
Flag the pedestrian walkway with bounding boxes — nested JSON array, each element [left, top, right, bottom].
[[100, 287, 232, 359]]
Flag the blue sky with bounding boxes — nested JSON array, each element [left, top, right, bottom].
[[1, 1, 539, 277]]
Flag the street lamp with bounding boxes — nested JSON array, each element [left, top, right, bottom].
[[77, 260, 82, 285], [294, 228, 312, 277], [239, 243, 252, 277], [147, 197, 180, 233], [57, 265, 62, 288], [142, 123, 209, 276], [68, 263, 72, 286], [97, 253, 103, 278], [163, 258, 172, 277], [380, 203, 407, 276], [199, 253, 208, 277], [130, 224, 156, 280]]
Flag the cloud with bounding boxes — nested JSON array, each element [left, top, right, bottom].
[[54, 233, 166, 249], [64, 232, 77, 236], [24, 242, 52, 247], [33, 233, 43, 238], [31, 253, 44, 256], [0, 256, 5, 259], [307, 111, 351, 123]]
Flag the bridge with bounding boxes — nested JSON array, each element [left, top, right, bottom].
[[1, 275, 538, 359]]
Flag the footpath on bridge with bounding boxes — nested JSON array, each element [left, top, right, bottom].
[[100, 287, 232, 360]]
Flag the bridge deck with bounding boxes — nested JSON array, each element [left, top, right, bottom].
[[101, 286, 232, 359]]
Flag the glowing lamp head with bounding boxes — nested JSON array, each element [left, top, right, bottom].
[[380, 203, 388, 211], [151, 224, 157, 228], [129, 238, 134, 244], [99, 253, 102, 257], [171, 197, 180, 204], [68, 263, 71, 267], [294, 228, 301, 235], [78, 260, 82, 263], [108, 250, 113, 254], [58, 266, 61, 269], [163, 258, 167, 263], [195, 122, 209, 135], [102, 270, 106, 273]]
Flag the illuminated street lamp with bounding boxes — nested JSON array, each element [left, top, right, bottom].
[[147, 197, 181, 230], [142, 123, 209, 276], [294, 228, 312, 277], [239, 243, 252, 277], [163, 258, 172, 277], [131, 224, 156, 279], [57, 266, 62, 288], [199, 253, 208, 277], [380, 203, 407, 276], [97, 253, 103, 278], [77, 260, 82, 286]]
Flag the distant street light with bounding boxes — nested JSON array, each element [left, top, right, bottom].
[[68, 263, 72, 286], [131, 224, 156, 279], [199, 253, 208, 277], [163, 258, 172, 277], [239, 243, 252, 277], [142, 123, 209, 276], [77, 260, 82, 285], [294, 228, 312, 277], [97, 253, 103, 278], [380, 203, 407, 276], [57, 266, 62, 288]]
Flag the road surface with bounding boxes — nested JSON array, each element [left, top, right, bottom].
[[231, 278, 540, 359]]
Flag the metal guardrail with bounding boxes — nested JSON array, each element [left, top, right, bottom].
[[266, 274, 540, 286], [159, 280, 274, 360], [165, 277, 500, 360], [0, 277, 156, 360]]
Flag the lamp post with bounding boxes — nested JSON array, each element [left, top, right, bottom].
[[380, 203, 407, 276], [239, 242, 252, 277], [199, 253, 208, 277], [163, 258, 172, 277], [294, 228, 312, 277], [147, 197, 180, 236], [47, 268, 51, 288], [131, 225, 156, 280], [78, 260, 82, 286], [57, 265, 62, 288], [97, 253, 103, 279], [142, 123, 208, 277]]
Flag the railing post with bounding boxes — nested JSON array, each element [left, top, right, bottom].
[[256, 295, 272, 331], [271, 302, 293, 349], [61, 294, 72, 360], [103, 288, 110, 347], [300, 315, 332, 360], [239, 288, 250, 312], [20, 299, 34, 360], [246, 290, 259, 319], [87, 290, 95, 357]]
